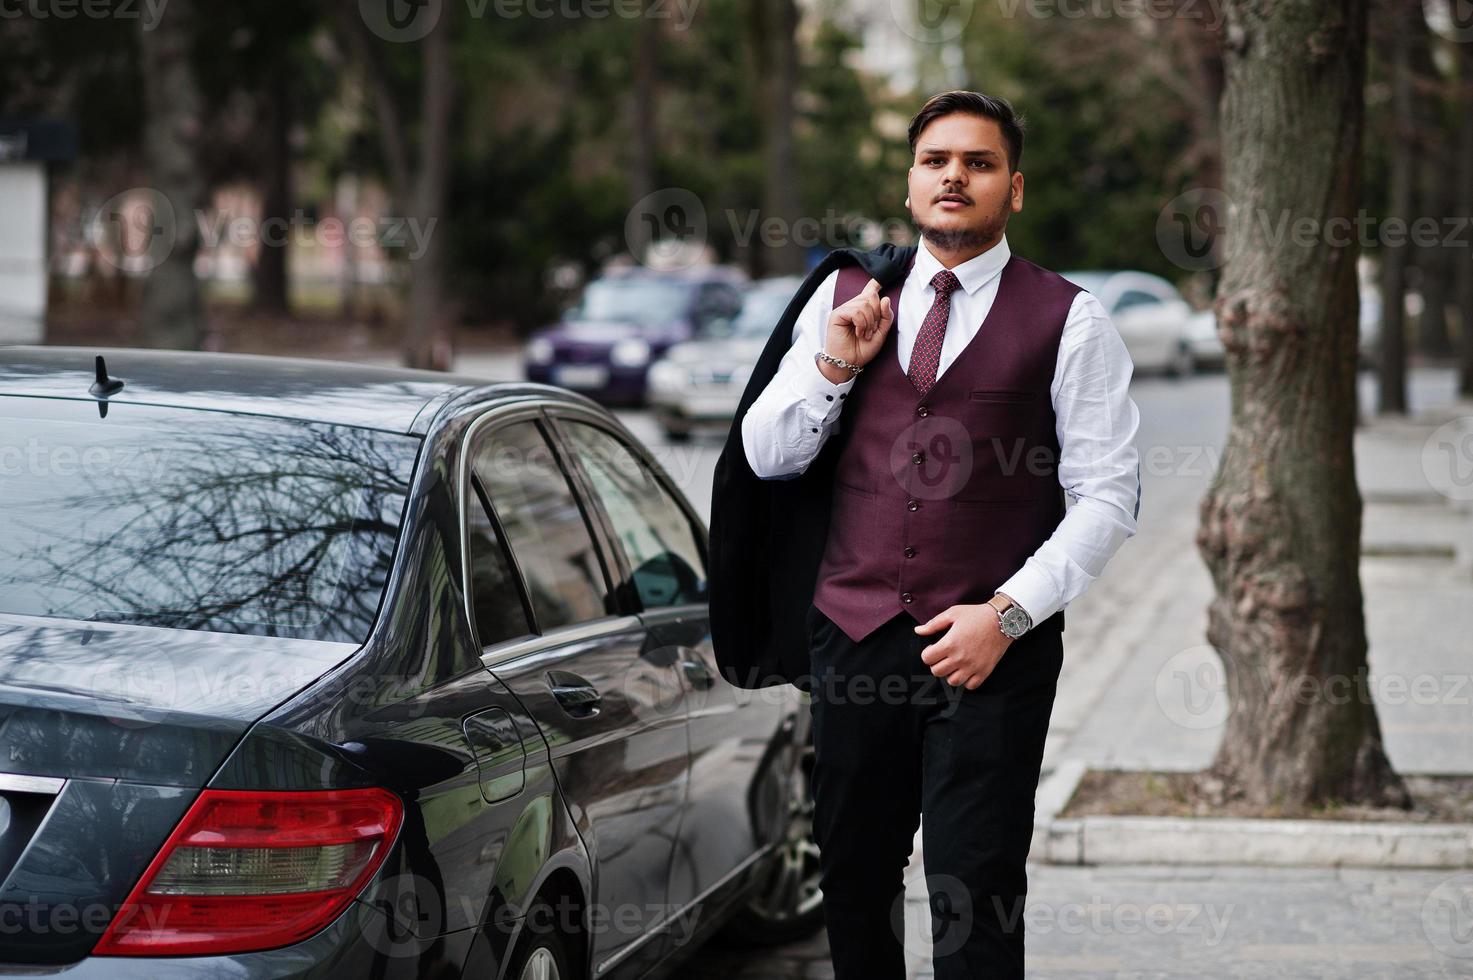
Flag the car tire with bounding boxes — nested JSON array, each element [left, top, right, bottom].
[[1169, 343, 1196, 379], [506, 897, 578, 980], [717, 735, 825, 947]]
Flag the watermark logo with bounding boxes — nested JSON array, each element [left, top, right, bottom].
[[893, 873, 974, 959], [1422, 873, 1473, 959], [1421, 417, 1473, 503], [360, 0, 442, 42], [1156, 188, 1230, 272], [359, 874, 445, 957], [1157, 187, 1473, 271], [196, 210, 436, 260], [889, 416, 975, 500], [360, 0, 700, 41], [624, 187, 708, 271], [89, 188, 177, 274], [0, 0, 170, 31], [1154, 645, 1230, 731], [1424, 0, 1473, 42], [621, 653, 689, 720], [891, 0, 976, 42], [85, 660, 179, 731], [991, 0, 1225, 29]]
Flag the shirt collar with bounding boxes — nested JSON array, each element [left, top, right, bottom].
[[912, 233, 1011, 296]]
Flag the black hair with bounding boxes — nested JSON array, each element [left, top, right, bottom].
[[907, 91, 1026, 174]]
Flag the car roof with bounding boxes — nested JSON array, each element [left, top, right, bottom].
[[0, 346, 579, 435], [1061, 269, 1179, 297], [595, 264, 747, 284], [746, 275, 805, 293]]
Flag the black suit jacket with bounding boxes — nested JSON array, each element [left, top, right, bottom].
[[708, 243, 919, 691]]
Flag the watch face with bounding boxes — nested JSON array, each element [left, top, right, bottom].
[[1001, 607, 1029, 636]]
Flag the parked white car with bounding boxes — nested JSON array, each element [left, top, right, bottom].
[[1171, 281, 1382, 374], [648, 275, 804, 441], [1181, 308, 1225, 372], [1063, 270, 1199, 377]]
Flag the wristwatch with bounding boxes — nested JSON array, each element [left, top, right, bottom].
[[987, 593, 1033, 639]]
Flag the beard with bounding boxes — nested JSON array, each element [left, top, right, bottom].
[[913, 194, 1011, 252]]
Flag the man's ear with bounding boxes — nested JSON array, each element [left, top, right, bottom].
[[1011, 171, 1025, 212]]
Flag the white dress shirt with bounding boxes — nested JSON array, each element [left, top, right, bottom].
[[740, 234, 1142, 627]]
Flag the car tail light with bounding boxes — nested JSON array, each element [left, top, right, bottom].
[[94, 788, 403, 956]]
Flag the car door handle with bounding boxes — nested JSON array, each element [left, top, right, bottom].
[[679, 658, 715, 691], [546, 670, 602, 718]]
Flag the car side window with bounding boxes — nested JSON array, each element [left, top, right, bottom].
[[695, 283, 740, 323], [1115, 289, 1160, 312], [558, 421, 708, 610], [465, 478, 535, 647], [472, 419, 614, 631]]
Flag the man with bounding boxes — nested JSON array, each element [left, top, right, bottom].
[[709, 91, 1141, 977]]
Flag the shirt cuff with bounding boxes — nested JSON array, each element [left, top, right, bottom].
[[995, 562, 1063, 630], [789, 353, 857, 424]]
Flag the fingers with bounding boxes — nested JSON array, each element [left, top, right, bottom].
[[914, 607, 954, 634], [830, 282, 899, 344]]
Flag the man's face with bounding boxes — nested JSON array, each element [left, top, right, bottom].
[[907, 113, 1024, 252]]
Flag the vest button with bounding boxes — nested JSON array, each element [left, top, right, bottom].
[[904, 547, 916, 558], [901, 592, 914, 604], [912, 451, 924, 465], [906, 499, 919, 511], [916, 405, 929, 417]]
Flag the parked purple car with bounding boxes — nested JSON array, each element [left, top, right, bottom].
[[524, 266, 747, 407]]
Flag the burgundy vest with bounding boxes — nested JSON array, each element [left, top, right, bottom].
[[811, 254, 1082, 643]]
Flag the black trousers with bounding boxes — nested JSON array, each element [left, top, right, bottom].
[[804, 600, 1064, 980]]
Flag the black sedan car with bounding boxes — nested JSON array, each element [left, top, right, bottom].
[[0, 348, 821, 978]]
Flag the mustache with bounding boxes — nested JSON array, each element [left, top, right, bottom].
[[933, 190, 972, 203]]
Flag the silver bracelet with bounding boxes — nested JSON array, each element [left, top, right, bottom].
[[815, 349, 863, 376]]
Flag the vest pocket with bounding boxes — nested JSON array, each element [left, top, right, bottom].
[[948, 495, 1038, 508], [968, 388, 1036, 403]]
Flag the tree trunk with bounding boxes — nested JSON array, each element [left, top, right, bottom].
[[1414, 215, 1451, 358], [1168, 3, 1225, 290], [402, 6, 453, 370], [1459, 40, 1473, 398], [334, 4, 451, 369], [1196, 0, 1409, 808], [753, 0, 805, 277], [253, 71, 291, 317], [627, 4, 659, 263], [137, 0, 204, 349], [1411, 6, 1451, 358], [1377, 7, 1412, 414]]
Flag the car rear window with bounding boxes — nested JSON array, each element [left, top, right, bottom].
[[0, 399, 419, 643]]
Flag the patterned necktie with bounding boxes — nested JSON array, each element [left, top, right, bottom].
[[907, 269, 961, 398]]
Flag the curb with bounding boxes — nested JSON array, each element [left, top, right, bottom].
[[1031, 763, 1473, 869]]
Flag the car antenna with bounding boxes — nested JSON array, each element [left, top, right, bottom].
[[89, 355, 124, 418]]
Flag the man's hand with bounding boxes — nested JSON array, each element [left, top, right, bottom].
[[823, 278, 894, 371], [914, 603, 1012, 689]]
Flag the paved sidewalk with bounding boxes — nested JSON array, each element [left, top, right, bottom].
[[690, 863, 1473, 978], [1053, 388, 1473, 780]]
